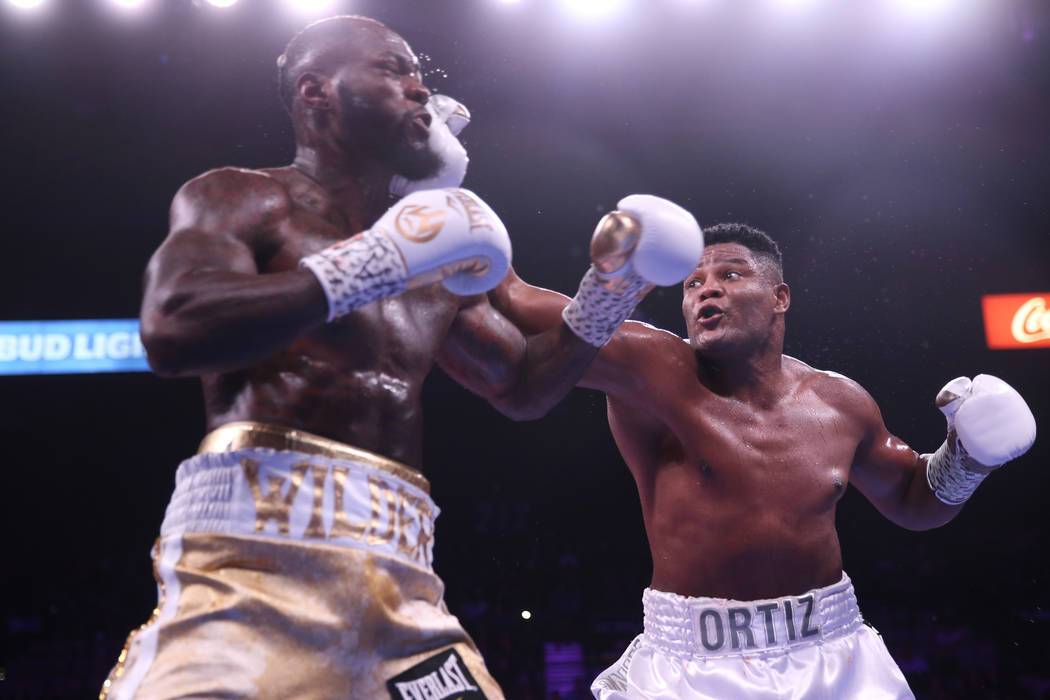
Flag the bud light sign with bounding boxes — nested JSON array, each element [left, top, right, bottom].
[[0, 319, 150, 375]]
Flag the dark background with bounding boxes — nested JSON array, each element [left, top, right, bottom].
[[1, 0, 1047, 697]]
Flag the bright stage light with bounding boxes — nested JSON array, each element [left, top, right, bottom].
[[893, 0, 952, 14], [560, 0, 628, 20], [8, 0, 46, 7], [667, 0, 716, 13], [205, 0, 238, 7], [110, 0, 147, 7], [284, 0, 336, 12], [770, 0, 821, 10]]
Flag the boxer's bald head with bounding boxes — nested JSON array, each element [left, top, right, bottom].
[[702, 223, 783, 283], [277, 15, 401, 113], [277, 15, 440, 181]]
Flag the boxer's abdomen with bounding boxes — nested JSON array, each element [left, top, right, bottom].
[[200, 290, 458, 470]]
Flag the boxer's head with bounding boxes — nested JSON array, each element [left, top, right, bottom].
[[277, 15, 441, 179], [682, 223, 790, 356]]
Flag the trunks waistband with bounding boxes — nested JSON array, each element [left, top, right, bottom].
[[642, 574, 863, 659], [160, 422, 438, 570], [198, 421, 429, 493]]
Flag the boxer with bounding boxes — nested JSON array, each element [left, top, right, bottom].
[[101, 14, 704, 700], [487, 223, 1036, 699]]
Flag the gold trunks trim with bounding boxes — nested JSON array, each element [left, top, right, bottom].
[[197, 422, 430, 495]]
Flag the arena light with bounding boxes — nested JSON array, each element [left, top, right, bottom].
[[520, 610, 533, 620], [770, 0, 822, 10], [892, 0, 952, 16], [205, 0, 238, 6], [284, 0, 336, 12], [110, 0, 147, 7], [666, 0, 717, 13], [8, 0, 46, 7], [559, 0, 629, 20]]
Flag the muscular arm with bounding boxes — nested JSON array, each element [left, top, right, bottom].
[[437, 269, 597, 420], [848, 385, 964, 531], [140, 168, 328, 376], [438, 269, 677, 420], [441, 191, 704, 418]]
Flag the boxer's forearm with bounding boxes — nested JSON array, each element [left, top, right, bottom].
[[477, 193, 703, 417], [438, 294, 597, 421], [882, 456, 966, 531], [852, 431, 966, 531], [140, 269, 327, 376], [490, 324, 599, 421]]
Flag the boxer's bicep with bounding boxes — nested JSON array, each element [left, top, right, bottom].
[[146, 227, 259, 295], [487, 267, 570, 335], [849, 392, 954, 529], [142, 218, 265, 339], [141, 170, 327, 376], [850, 426, 922, 508], [437, 294, 528, 402], [148, 168, 284, 298]]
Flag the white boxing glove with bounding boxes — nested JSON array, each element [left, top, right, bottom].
[[563, 195, 704, 347], [301, 188, 510, 320], [924, 374, 1036, 505], [389, 94, 470, 198]]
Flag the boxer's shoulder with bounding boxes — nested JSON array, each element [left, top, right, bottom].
[[596, 321, 695, 398], [601, 320, 694, 376], [178, 166, 291, 203], [619, 320, 691, 351], [172, 166, 294, 238], [788, 356, 878, 422]]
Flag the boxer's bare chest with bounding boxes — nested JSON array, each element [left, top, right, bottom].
[[614, 369, 863, 596], [688, 391, 857, 509], [202, 171, 461, 462]]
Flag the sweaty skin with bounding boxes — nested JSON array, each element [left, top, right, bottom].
[[140, 19, 595, 470], [492, 242, 966, 600]]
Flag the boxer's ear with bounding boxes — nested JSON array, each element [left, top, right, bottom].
[[773, 282, 790, 314], [297, 72, 332, 111]]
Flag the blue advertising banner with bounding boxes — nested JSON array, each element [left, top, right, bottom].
[[0, 319, 150, 375]]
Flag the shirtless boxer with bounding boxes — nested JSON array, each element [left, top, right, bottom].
[[492, 222, 1036, 699], [100, 15, 704, 700]]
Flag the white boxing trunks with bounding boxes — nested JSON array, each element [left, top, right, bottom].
[[101, 422, 502, 700], [592, 574, 913, 700]]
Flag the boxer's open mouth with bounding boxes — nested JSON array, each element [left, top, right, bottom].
[[698, 305, 724, 320], [408, 111, 431, 139], [697, 305, 725, 328]]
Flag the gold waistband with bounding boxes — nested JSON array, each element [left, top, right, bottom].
[[197, 422, 430, 494]]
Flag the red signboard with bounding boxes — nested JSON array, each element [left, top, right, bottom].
[[981, 293, 1050, 349]]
